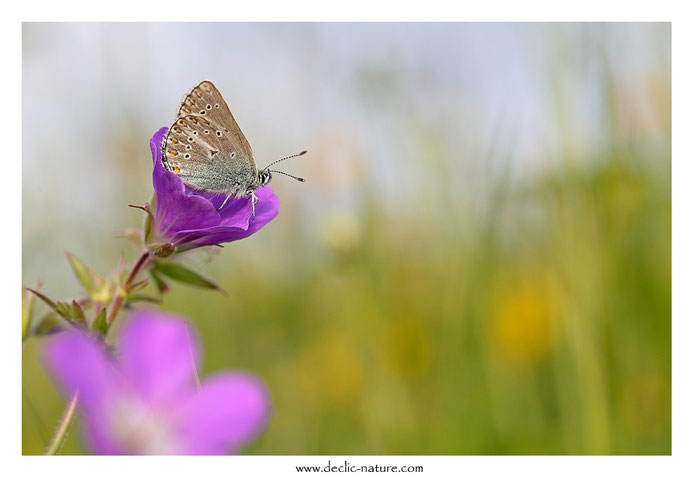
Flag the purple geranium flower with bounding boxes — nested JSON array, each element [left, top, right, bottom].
[[44, 310, 270, 455], [149, 127, 279, 249]]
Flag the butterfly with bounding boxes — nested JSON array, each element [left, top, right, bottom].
[[161, 80, 306, 218]]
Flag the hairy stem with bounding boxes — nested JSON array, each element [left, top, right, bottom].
[[45, 392, 79, 455]]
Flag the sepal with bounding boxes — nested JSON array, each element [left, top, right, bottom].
[[92, 307, 109, 336]]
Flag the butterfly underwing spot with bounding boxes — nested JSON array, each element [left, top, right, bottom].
[[207, 104, 212, 109], [186, 145, 192, 150], [216, 131, 222, 137], [184, 154, 191, 159], [204, 130, 209, 134], [168, 149, 178, 157], [231, 152, 236, 158], [210, 150, 219, 157], [173, 167, 180, 174]]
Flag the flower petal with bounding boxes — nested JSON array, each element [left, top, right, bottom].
[[177, 373, 271, 454], [195, 191, 252, 226], [118, 310, 199, 405], [149, 128, 221, 241], [172, 187, 279, 248], [82, 419, 125, 455], [43, 328, 118, 416]]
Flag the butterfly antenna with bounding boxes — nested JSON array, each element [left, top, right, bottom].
[[262, 150, 307, 171], [269, 170, 307, 182]]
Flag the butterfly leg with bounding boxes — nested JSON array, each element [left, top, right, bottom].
[[250, 191, 259, 221], [216, 194, 232, 211]]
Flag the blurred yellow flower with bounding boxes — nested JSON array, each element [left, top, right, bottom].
[[296, 332, 363, 410], [489, 270, 558, 364]]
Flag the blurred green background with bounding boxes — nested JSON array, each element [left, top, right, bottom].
[[22, 23, 670, 454]]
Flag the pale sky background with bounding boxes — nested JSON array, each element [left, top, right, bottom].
[[22, 23, 670, 292]]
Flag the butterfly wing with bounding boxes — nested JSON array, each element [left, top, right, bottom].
[[175, 80, 256, 167], [163, 114, 257, 196], [162, 81, 260, 196]]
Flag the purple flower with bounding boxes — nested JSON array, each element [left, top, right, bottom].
[[44, 310, 270, 455], [149, 127, 279, 249]]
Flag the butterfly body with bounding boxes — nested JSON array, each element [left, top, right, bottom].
[[161, 81, 270, 209]]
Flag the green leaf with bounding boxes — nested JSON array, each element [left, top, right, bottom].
[[92, 308, 108, 336], [33, 313, 63, 336], [66, 252, 98, 294], [149, 269, 169, 294], [128, 279, 149, 293], [55, 302, 72, 320], [126, 293, 162, 304], [152, 261, 223, 292], [70, 300, 87, 324], [26, 288, 90, 325], [125, 294, 162, 308], [27, 288, 60, 312]]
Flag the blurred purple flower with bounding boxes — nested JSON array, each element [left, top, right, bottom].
[[44, 310, 270, 455], [149, 127, 279, 249]]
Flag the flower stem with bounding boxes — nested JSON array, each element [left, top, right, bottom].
[[44, 392, 79, 455], [106, 250, 151, 325]]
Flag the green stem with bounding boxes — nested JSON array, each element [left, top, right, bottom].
[[45, 392, 79, 455]]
